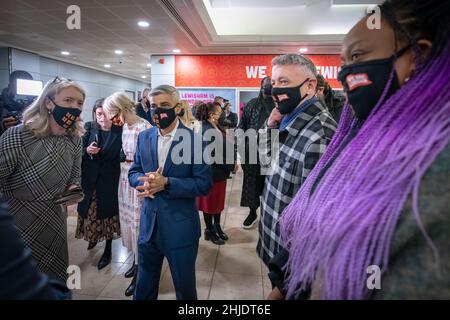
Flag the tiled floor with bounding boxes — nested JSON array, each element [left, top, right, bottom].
[[68, 171, 271, 300]]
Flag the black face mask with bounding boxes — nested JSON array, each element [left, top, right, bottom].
[[271, 78, 310, 115], [338, 46, 410, 120], [152, 105, 178, 129], [49, 98, 81, 129], [218, 112, 227, 127]]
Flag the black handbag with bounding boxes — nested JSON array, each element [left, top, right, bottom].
[[120, 148, 126, 162]]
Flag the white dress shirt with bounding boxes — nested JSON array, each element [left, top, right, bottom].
[[157, 120, 178, 169]]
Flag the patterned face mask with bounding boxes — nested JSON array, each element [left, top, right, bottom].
[[49, 98, 81, 129]]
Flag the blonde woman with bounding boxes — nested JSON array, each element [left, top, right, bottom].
[[178, 100, 201, 133], [0, 77, 85, 282], [103, 92, 151, 297]]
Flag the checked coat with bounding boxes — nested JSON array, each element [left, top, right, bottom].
[[0, 125, 82, 281], [257, 98, 337, 266]]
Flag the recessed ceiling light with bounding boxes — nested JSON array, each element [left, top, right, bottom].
[[299, 48, 308, 53], [138, 21, 150, 28], [141, 75, 147, 79], [173, 49, 181, 53], [147, 63, 152, 67], [115, 50, 123, 55], [104, 64, 111, 68], [61, 51, 70, 56], [331, 3, 377, 8]]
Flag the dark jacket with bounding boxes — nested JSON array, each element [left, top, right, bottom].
[[0, 199, 71, 300], [0, 89, 31, 136], [201, 121, 235, 182], [0, 104, 3, 135], [320, 90, 344, 123], [77, 121, 122, 219], [237, 96, 275, 208], [225, 111, 238, 129], [135, 101, 155, 126]]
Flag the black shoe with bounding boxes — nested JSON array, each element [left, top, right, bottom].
[[124, 263, 136, 278], [242, 212, 257, 229], [125, 281, 136, 297], [125, 266, 137, 297], [214, 223, 229, 241], [204, 228, 225, 245], [97, 252, 112, 270], [87, 241, 97, 250]]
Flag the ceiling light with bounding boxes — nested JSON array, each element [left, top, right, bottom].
[[331, 0, 378, 8], [141, 75, 147, 79], [299, 48, 308, 53], [104, 64, 111, 68], [147, 63, 152, 67], [138, 21, 150, 28], [331, 4, 375, 7], [61, 51, 70, 56], [209, 0, 308, 8], [173, 49, 181, 53], [115, 50, 123, 55]]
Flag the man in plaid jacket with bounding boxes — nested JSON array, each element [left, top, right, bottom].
[[257, 54, 337, 266]]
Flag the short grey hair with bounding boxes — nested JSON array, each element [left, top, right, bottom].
[[272, 54, 317, 79], [150, 85, 180, 103]]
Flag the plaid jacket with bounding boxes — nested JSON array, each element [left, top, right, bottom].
[[257, 99, 337, 266], [0, 125, 82, 281]]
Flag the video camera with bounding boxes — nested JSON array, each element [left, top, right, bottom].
[[1, 79, 42, 124], [4, 110, 23, 123]]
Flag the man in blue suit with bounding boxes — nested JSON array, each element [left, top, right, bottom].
[[129, 85, 212, 300]]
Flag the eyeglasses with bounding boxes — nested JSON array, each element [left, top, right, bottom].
[[110, 114, 120, 121], [51, 76, 73, 84], [48, 97, 57, 105]]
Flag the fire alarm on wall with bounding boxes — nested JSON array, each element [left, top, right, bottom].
[[159, 58, 165, 64]]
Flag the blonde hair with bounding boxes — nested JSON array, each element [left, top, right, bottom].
[[178, 100, 197, 126], [142, 87, 151, 99], [22, 77, 86, 139], [103, 92, 136, 124]]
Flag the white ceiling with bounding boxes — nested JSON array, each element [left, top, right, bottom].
[[203, 0, 382, 35], [0, 0, 382, 81], [209, 0, 309, 8]]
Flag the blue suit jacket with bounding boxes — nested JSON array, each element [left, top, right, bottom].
[[128, 122, 212, 250]]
